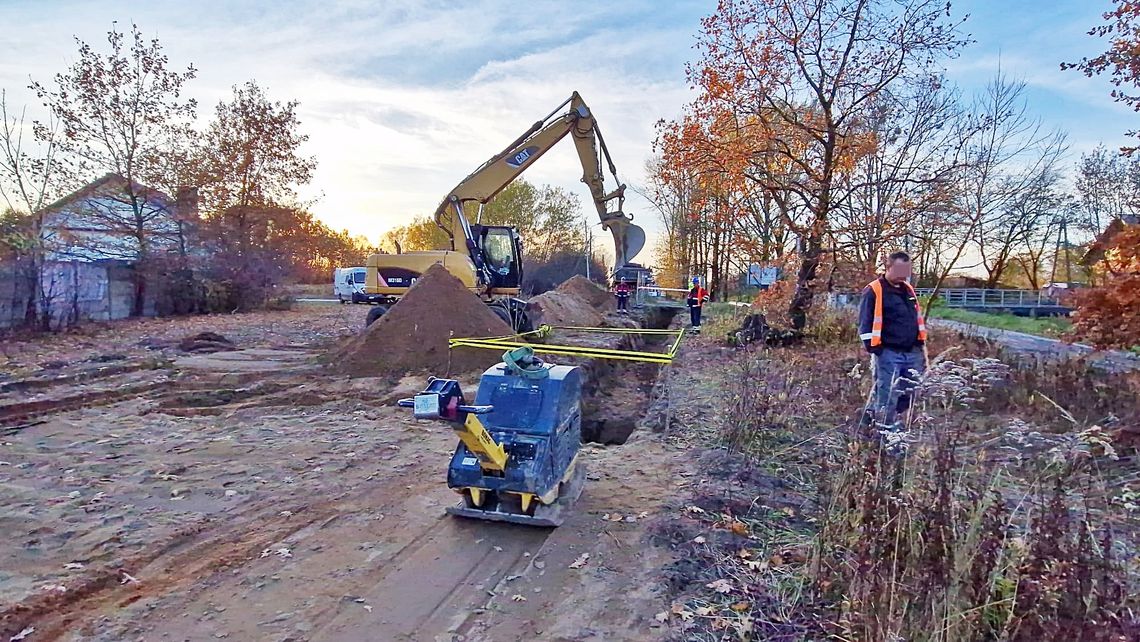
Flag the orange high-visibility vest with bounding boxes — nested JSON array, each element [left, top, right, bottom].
[[864, 279, 927, 347], [688, 286, 708, 307]]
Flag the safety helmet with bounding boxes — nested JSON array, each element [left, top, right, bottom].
[[692, 277, 700, 284]]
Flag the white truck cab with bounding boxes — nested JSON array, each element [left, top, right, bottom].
[[333, 267, 368, 304]]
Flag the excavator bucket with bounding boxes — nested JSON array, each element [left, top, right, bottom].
[[605, 216, 646, 272]]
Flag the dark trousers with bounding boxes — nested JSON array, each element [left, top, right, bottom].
[[689, 305, 702, 326], [871, 346, 926, 424], [616, 294, 629, 310]]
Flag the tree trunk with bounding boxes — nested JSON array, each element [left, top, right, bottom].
[[788, 231, 823, 330], [132, 266, 146, 317]]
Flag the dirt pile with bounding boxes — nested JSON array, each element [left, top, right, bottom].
[[526, 275, 619, 327], [556, 275, 615, 312], [526, 290, 606, 328], [326, 264, 513, 377], [177, 332, 236, 354]]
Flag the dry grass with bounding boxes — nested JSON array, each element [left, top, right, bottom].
[[656, 306, 1140, 641]]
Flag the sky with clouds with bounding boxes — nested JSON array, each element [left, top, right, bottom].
[[0, 0, 1134, 263]]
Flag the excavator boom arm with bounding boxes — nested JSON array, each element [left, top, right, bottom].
[[433, 92, 644, 276]]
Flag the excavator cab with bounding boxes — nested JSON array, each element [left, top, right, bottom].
[[472, 225, 523, 291]]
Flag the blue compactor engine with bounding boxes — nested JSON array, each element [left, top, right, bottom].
[[398, 347, 585, 527]]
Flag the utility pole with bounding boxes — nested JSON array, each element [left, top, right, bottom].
[[584, 220, 591, 280], [1063, 217, 1072, 285]]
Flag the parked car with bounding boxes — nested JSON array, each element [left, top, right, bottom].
[[333, 267, 367, 303]]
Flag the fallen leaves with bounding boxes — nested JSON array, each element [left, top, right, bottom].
[[743, 558, 768, 571], [672, 603, 694, 621], [568, 553, 590, 569], [705, 578, 734, 594]]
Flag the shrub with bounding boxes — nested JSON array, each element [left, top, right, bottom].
[[1068, 224, 1140, 349]]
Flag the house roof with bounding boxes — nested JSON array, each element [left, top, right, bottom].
[[1081, 214, 1137, 266], [40, 172, 173, 215]]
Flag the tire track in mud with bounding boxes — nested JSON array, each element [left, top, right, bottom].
[[0, 413, 444, 641], [0, 493, 343, 640], [311, 519, 549, 641]]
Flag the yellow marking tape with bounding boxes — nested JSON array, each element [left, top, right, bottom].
[[448, 324, 686, 365]]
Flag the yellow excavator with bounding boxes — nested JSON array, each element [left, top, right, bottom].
[[362, 92, 645, 328]]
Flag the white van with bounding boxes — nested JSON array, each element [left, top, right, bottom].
[[333, 267, 367, 303]]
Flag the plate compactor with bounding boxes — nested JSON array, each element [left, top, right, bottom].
[[398, 347, 586, 527]]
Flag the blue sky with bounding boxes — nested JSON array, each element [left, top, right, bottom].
[[0, 0, 1134, 263]]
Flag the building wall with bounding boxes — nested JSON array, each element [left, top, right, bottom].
[[0, 260, 158, 330], [45, 194, 184, 263]]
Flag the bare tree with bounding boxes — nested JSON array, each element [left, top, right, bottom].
[[688, 0, 969, 328], [959, 73, 1067, 288], [1074, 144, 1138, 234], [832, 78, 966, 276], [0, 91, 71, 327], [31, 23, 197, 316]]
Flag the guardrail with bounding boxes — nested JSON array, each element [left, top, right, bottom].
[[913, 288, 1064, 309], [634, 286, 689, 307]]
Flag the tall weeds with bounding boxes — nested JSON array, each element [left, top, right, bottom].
[[814, 357, 1137, 641], [711, 322, 1138, 640]]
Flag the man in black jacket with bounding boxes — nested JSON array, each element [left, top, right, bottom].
[[858, 251, 927, 428]]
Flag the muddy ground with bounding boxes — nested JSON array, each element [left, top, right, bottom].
[[0, 302, 705, 642]]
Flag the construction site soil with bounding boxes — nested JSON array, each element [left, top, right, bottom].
[[0, 277, 706, 642], [325, 264, 514, 379], [555, 276, 615, 312]]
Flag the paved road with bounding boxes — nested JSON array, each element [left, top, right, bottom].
[[932, 319, 1140, 373]]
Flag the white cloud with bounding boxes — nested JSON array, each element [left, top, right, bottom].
[[0, 0, 701, 265]]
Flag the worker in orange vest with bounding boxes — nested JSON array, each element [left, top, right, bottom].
[[687, 277, 709, 333], [614, 279, 632, 313], [858, 251, 927, 430]]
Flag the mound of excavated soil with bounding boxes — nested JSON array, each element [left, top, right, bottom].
[[327, 264, 513, 377], [557, 275, 616, 312], [526, 290, 606, 328], [178, 332, 236, 354]]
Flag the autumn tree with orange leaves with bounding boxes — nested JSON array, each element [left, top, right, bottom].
[[659, 0, 967, 328], [1065, 0, 1140, 154], [1068, 224, 1140, 349]]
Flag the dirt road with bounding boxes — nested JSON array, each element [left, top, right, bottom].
[[1, 304, 684, 641]]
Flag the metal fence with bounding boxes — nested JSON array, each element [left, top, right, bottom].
[[634, 286, 688, 307], [913, 288, 1063, 309]]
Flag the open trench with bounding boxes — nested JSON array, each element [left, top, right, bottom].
[[573, 305, 682, 445]]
